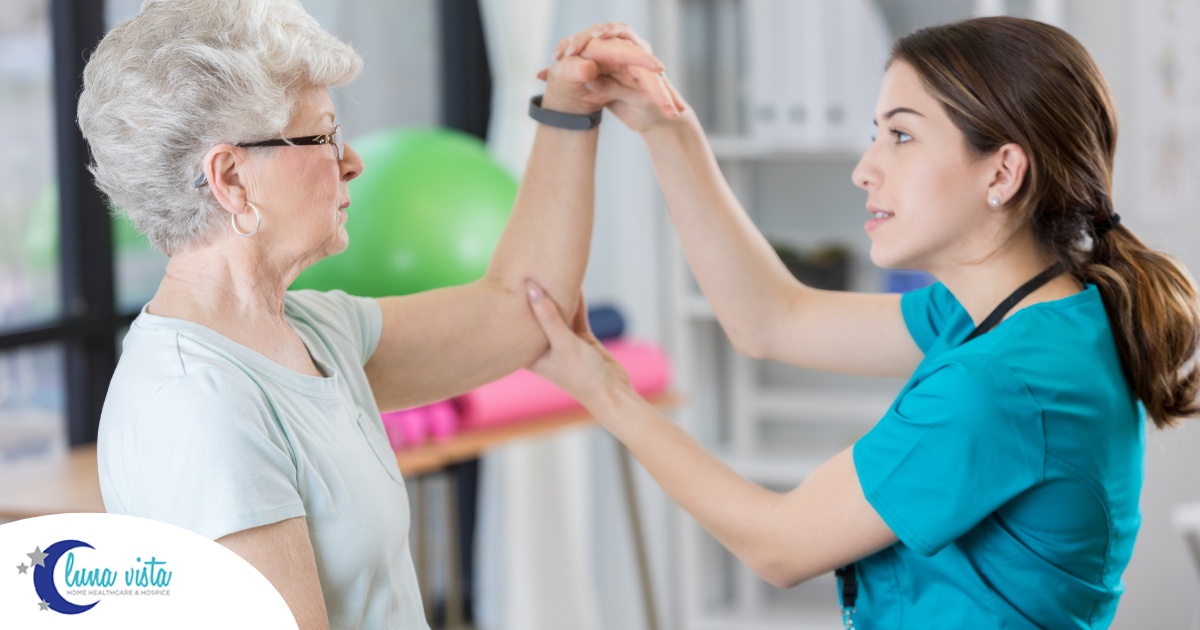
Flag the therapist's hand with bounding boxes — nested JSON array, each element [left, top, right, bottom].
[[554, 21, 655, 60], [525, 281, 632, 417], [547, 23, 690, 133], [540, 34, 667, 116]]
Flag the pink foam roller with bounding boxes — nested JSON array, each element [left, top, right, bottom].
[[425, 401, 459, 442], [379, 411, 403, 450], [380, 407, 428, 450], [456, 339, 672, 430], [607, 339, 672, 398]]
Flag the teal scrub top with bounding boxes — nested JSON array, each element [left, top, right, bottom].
[[850, 282, 1143, 629]]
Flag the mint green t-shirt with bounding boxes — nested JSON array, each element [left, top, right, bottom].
[[98, 290, 428, 630], [850, 283, 1143, 628]]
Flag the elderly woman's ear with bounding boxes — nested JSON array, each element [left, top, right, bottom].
[[201, 144, 251, 214]]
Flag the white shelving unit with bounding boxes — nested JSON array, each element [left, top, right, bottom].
[[654, 0, 1067, 628]]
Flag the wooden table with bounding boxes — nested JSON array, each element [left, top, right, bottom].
[[0, 444, 105, 520], [0, 395, 678, 520], [400, 406, 612, 628], [396, 402, 620, 476], [0, 395, 678, 629], [397, 394, 676, 630]]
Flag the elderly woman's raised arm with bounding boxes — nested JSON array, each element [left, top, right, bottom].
[[364, 39, 677, 411]]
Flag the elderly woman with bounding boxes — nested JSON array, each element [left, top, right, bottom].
[[78, 1, 670, 628]]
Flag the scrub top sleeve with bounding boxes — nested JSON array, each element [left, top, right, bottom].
[[118, 367, 306, 541], [853, 358, 1046, 556], [900, 282, 964, 353]]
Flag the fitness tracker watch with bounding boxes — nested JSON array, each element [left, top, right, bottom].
[[528, 95, 602, 131]]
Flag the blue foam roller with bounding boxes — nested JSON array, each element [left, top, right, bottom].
[[884, 269, 936, 293], [588, 305, 626, 341]]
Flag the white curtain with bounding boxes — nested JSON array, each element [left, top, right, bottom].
[[474, 2, 603, 630], [474, 1, 671, 629], [478, 0, 551, 182]]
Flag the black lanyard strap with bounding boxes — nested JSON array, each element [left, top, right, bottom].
[[836, 260, 1066, 628], [962, 261, 1067, 343], [836, 564, 858, 628]]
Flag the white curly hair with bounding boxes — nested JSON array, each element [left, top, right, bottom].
[[77, 0, 362, 255]]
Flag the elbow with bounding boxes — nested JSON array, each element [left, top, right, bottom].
[[721, 303, 785, 361], [556, 283, 583, 321], [765, 575, 798, 590], [729, 284, 805, 361], [753, 559, 803, 590], [487, 273, 581, 318], [758, 565, 812, 591], [486, 275, 582, 335], [534, 280, 582, 323], [727, 327, 768, 360], [744, 548, 815, 590]]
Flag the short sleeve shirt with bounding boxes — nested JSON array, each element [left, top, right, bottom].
[[98, 290, 429, 630], [850, 283, 1144, 629]]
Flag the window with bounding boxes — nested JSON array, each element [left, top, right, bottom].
[[0, 1, 114, 463], [0, 0, 66, 468]]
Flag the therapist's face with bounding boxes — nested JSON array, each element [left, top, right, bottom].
[[850, 61, 1008, 274]]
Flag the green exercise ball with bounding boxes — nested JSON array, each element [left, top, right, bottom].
[[290, 128, 517, 297]]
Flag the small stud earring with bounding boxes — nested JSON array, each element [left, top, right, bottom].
[[989, 196, 1001, 207]]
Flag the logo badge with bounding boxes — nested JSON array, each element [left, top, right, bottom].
[[1, 513, 296, 627]]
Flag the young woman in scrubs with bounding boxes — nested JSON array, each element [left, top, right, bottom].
[[530, 16, 1200, 628]]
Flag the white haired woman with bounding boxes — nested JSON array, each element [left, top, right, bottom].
[[78, 1, 673, 628]]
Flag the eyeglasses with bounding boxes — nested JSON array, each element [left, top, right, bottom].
[[193, 125, 344, 188]]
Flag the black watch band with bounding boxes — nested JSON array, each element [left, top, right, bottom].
[[528, 95, 602, 130]]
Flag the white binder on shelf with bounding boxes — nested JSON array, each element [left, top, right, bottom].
[[711, 0, 742, 135], [818, 0, 847, 149], [778, 0, 818, 147], [835, 0, 893, 150], [742, 0, 785, 143], [740, 0, 893, 154]]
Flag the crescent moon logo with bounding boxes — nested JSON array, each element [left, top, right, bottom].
[[32, 540, 100, 615]]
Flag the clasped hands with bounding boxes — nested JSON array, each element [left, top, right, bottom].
[[539, 22, 688, 132]]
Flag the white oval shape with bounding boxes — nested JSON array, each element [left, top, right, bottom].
[[0, 512, 297, 628]]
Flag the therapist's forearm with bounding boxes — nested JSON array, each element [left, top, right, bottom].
[[485, 93, 598, 321], [593, 384, 783, 577], [641, 112, 798, 355]]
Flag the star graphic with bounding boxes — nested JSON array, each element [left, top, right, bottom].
[[27, 547, 48, 568], [17, 563, 28, 574], [37, 601, 50, 611]]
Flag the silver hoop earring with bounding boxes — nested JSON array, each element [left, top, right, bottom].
[[989, 196, 1001, 207], [232, 202, 261, 237]]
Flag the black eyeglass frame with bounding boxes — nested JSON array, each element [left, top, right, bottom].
[[193, 125, 343, 188]]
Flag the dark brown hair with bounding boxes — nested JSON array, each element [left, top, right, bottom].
[[893, 17, 1200, 428]]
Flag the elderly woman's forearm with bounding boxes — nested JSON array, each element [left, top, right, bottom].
[[362, 113, 600, 410], [484, 118, 599, 320]]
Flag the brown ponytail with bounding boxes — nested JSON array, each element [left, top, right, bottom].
[[893, 17, 1200, 428], [1084, 227, 1200, 426]]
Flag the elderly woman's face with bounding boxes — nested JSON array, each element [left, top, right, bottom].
[[244, 85, 362, 265]]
